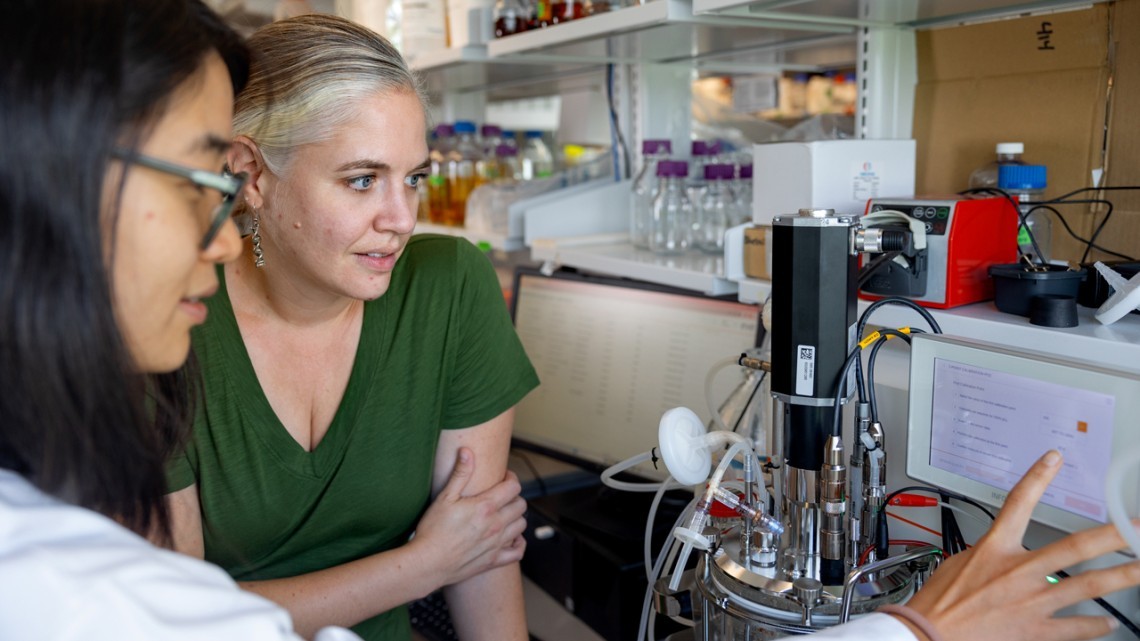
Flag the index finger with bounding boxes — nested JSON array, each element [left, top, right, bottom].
[[991, 450, 1063, 542]]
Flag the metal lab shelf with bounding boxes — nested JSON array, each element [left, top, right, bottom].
[[855, 298, 1140, 374], [486, 0, 856, 71], [414, 222, 525, 252], [531, 233, 738, 296], [690, 0, 1107, 29]]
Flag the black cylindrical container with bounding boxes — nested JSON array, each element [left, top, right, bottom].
[[771, 209, 859, 470]]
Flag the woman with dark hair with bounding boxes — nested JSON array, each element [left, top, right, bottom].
[[0, 1, 359, 638]]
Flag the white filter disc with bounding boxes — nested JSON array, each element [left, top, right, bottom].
[[658, 407, 711, 486]]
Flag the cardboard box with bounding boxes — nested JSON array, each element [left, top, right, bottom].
[[752, 139, 917, 225], [1098, 0, 1140, 261], [743, 225, 771, 280], [913, 2, 1140, 263]]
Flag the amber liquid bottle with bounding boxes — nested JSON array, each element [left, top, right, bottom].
[[427, 124, 453, 225], [446, 121, 485, 227]]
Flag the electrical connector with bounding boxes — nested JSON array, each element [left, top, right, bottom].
[[888, 493, 940, 507]]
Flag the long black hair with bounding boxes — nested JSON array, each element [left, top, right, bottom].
[[0, 0, 249, 541]]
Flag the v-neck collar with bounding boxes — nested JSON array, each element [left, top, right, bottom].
[[210, 266, 386, 479]]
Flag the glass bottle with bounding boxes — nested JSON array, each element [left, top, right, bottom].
[[446, 120, 483, 226], [687, 139, 713, 205], [532, 0, 552, 28], [629, 139, 672, 249], [998, 164, 1052, 262], [496, 144, 521, 181], [501, 129, 519, 153], [480, 124, 503, 158], [550, 0, 582, 24], [968, 142, 1027, 190], [734, 163, 753, 226], [494, 0, 529, 37], [520, 130, 554, 180], [693, 163, 737, 254], [650, 160, 692, 255], [582, 0, 611, 16], [427, 123, 454, 225]]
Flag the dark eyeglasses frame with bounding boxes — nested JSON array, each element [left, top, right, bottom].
[[112, 149, 249, 249]]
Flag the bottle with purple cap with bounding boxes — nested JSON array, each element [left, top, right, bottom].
[[693, 163, 738, 254], [630, 139, 672, 249], [496, 144, 521, 181], [734, 163, 753, 226], [687, 139, 714, 204], [651, 160, 693, 255]]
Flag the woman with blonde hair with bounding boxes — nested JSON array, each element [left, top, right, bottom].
[[165, 13, 537, 641]]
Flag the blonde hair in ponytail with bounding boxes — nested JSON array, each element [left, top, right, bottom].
[[233, 13, 427, 175]]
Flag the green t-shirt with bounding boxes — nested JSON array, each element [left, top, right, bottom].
[[168, 235, 539, 641]]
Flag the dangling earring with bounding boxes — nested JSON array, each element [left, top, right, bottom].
[[251, 212, 266, 268]]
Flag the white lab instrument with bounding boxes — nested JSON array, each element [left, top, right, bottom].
[[906, 334, 1140, 535]]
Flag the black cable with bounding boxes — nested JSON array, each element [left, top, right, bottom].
[[509, 450, 548, 497], [1028, 185, 1140, 262], [866, 328, 919, 422], [731, 371, 767, 434], [940, 491, 969, 555], [857, 296, 943, 341], [959, 187, 1046, 264], [1044, 185, 1140, 202], [1024, 197, 1117, 263], [858, 250, 903, 288], [854, 297, 941, 419], [830, 347, 864, 438], [939, 490, 955, 555], [1026, 204, 1137, 261], [604, 63, 631, 181], [1054, 569, 1140, 638], [1082, 198, 1114, 264]]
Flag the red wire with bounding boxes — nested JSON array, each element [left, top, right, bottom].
[[890, 539, 941, 552], [886, 510, 943, 538], [858, 539, 945, 567]]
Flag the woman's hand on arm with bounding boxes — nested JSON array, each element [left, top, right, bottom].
[[434, 408, 530, 641], [162, 445, 527, 641], [900, 450, 1140, 641]]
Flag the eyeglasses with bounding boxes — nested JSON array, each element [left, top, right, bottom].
[[112, 149, 249, 249]]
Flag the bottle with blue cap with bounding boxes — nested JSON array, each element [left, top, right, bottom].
[[998, 163, 1051, 263], [968, 142, 1027, 190]]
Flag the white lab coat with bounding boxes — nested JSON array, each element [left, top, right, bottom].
[[811, 613, 919, 641], [0, 469, 360, 641]]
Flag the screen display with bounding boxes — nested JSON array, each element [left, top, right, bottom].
[[511, 272, 760, 480], [930, 357, 1116, 522]]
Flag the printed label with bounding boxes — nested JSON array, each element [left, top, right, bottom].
[[796, 345, 816, 396], [852, 161, 882, 202]]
